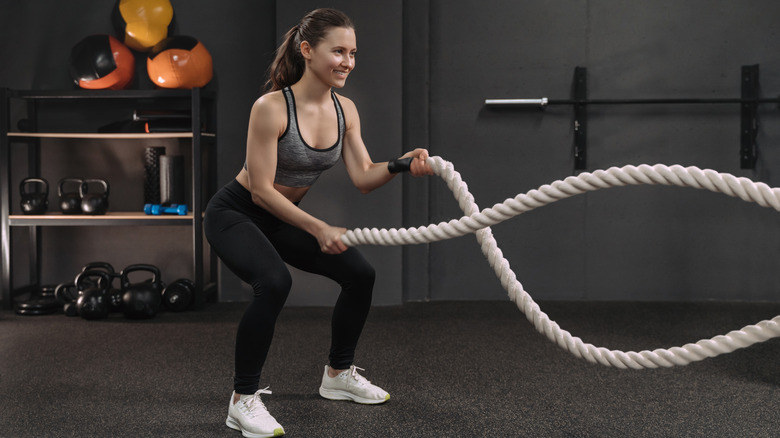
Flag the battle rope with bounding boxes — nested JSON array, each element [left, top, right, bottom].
[[341, 157, 780, 369]]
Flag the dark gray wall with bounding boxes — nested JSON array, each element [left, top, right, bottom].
[[426, 0, 780, 302], [3, 1, 780, 305]]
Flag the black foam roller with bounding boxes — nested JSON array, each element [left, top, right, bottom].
[[160, 154, 185, 206], [143, 147, 166, 205]]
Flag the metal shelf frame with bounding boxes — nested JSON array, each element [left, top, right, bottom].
[[1, 88, 218, 309]]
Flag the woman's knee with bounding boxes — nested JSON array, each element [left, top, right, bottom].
[[252, 269, 293, 301], [355, 262, 376, 288], [342, 257, 376, 294]]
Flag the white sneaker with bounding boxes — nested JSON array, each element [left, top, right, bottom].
[[226, 388, 285, 438], [318, 365, 390, 404]]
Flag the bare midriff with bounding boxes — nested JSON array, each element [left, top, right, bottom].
[[235, 169, 311, 204], [272, 183, 311, 203]]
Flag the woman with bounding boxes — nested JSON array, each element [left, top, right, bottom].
[[204, 8, 432, 437]]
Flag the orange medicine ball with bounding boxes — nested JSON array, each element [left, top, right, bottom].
[[112, 0, 174, 52], [147, 36, 213, 89], [69, 34, 135, 90]]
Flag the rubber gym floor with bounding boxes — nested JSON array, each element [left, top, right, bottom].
[[2, 300, 779, 437]]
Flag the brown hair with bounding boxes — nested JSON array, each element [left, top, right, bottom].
[[265, 8, 354, 92]]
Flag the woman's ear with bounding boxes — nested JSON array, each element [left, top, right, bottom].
[[300, 41, 312, 60]]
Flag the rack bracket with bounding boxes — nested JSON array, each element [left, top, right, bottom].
[[741, 64, 759, 169], [573, 67, 588, 170]]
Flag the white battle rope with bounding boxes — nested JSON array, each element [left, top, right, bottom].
[[341, 156, 780, 369]]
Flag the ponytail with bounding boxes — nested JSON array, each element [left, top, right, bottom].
[[264, 8, 354, 92], [264, 26, 302, 92]]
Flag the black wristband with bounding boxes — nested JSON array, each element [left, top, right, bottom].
[[387, 157, 413, 173]]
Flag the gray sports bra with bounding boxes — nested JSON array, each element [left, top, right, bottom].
[[244, 87, 344, 187]]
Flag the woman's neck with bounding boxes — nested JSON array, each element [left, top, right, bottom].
[[291, 73, 333, 104]]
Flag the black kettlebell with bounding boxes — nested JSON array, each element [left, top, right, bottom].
[[80, 178, 110, 215], [74, 269, 111, 320], [121, 264, 163, 320], [58, 178, 84, 214], [162, 278, 195, 312], [55, 282, 79, 317], [20, 178, 49, 215], [81, 262, 122, 312]]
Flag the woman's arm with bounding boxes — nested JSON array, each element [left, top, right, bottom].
[[339, 95, 433, 194], [244, 94, 348, 254]]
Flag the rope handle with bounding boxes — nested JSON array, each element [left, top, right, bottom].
[[342, 156, 780, 369]]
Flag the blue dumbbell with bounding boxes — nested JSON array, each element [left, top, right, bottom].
[[143, 204, 188, 215]]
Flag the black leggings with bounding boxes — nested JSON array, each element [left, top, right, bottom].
[[204, 179, 376, 394]]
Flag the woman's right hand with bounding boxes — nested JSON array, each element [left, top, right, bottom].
[[315, 224, 349, 254]]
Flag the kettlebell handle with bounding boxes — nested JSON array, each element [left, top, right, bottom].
[[82, 261, 116, 274], [81, 262, 118, 288], [79, 179, 110, 197], [54, 282, 79, 303], [20, 178, 49, 196], [58, 178, 84, 197], [120, 264, 161, 289], [75, 269, 111, 292]]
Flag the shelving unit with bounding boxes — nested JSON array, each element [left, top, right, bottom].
[[1, 88, 218, 309]]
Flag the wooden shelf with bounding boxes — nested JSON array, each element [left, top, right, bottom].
[[8, 212, 194, 226], [2, 87, 217, 308], [9, 89, 216, 100], [8, 132, 215, 139]]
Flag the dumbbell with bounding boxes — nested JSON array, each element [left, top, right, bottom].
[[162, 278, 195, 312], [144, 204, 188, 215]]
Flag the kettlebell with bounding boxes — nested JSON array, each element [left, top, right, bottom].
[[20, 178, 49, 215], [162, 278, 195, 312], [58, 178, 84, 214], [80, 178, 110, 215], [55, 282, 79, 317], [74, 269, 111, 320], [121, 264, 163, 320], [81, 262, 122, 312]]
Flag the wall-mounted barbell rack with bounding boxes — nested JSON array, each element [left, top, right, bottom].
[[485, 65, 780, 170]]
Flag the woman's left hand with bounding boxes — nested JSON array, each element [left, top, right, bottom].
[[403, 148, 434, 176]]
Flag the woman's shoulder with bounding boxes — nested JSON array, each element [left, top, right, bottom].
[[332, 91, 355, 107], [250, 90, 287, 121], [332, 91, 358, 118], [254, 90, 286, 110], [249, 90, 288, 137]]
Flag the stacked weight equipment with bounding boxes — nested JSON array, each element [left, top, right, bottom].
[[14, 178, 109, 315], [28, 261, 197, 320], [18, 177, 111, 215], [14, 285, 60, 315], [10, 1, 209, 318], [14, 145, 187, 316]]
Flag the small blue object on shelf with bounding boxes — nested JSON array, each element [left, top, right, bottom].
[[143, 203, 188, 215]]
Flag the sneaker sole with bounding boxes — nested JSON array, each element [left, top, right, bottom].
[[226, 416, 285, 437], [318, 386, 390, 404]]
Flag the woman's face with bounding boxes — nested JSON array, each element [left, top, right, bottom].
[[304, 26, 356, 88]]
